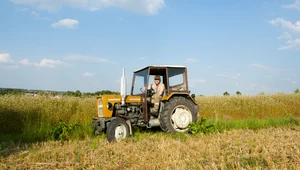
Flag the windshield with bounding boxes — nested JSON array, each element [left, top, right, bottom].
[[131, 68, 148, 95]]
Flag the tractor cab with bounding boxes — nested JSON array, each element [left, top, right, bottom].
[[131, 65, 189, 96], [131, 65, 191, 121]]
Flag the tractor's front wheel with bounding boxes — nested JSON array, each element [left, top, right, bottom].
[[159, 96, 197, 133], [106, 117, 130, 142]]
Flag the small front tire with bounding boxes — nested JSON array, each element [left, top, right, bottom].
[[106, 117, 130, 142]]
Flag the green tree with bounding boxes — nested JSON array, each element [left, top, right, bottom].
[[236, 91, 242, 95], [295, 88, 300, 94], [75, 90, 82, 97], [66, 91, 76, 96], [12, 89, 22, 95], [95, 90, 120, 96], [223, 91, 230, 96]]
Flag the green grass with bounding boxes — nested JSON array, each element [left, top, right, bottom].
[[209, 116, 300, 131], [197, 93, 300, 119], [0, 94, 300, 144], [0, 95, 96, 142]]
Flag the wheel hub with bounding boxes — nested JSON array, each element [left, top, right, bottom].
[[172, 107, 192, 129], [115, 125, 126, 140]]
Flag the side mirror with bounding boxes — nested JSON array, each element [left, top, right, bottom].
[[191, 94, 195, 99]]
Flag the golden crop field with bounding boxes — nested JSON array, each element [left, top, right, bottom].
[[0, 94, 299, 140], [1, 127, 299, 169], [0, 93, 299, 169], [196, 93, 300, 120]]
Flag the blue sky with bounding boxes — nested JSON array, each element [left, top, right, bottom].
[[0, 0, 299, 96]]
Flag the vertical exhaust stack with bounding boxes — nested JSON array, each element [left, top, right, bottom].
[[120, 68, 126, 106]]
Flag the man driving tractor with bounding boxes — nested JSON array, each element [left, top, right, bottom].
[[148, 75, 165, 112]]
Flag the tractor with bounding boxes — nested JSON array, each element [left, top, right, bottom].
[[93, 65, 199, 142]]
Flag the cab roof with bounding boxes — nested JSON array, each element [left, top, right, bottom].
[[134, 65, 186, 73]]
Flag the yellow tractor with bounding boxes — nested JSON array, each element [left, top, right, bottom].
[[93, 65, 199, 142]]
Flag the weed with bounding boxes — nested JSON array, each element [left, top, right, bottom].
[[188, 117, 216, 135], [240, 157, 268, 168], [51, 120, 82, 141], [168, 133, 188, 142]]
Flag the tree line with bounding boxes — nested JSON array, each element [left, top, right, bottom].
[[222, 88, 300, 96], [1, 88, 300, 97], [0, 88, 119, 97]]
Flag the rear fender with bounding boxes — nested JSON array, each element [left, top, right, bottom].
[[161, 92, 198, 105], [161, 92, 199, 118]]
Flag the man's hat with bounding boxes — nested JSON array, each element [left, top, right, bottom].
[[154, 75, 160, 80]]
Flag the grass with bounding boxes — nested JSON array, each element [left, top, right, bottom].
[[0, 94, 299, 169], [0, 93, 300, 143], [0, 127, 299, 169], [196, 93, 300, 119], [211, 116, 300, 131], [0, 95, 95, 142]]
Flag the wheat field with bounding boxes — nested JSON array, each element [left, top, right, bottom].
[[0, 94, 300, 169], [1, 127, 299, 169]]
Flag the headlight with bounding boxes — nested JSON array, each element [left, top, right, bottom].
[[98, 98, 104, 117]]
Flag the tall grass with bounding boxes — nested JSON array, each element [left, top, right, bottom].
[[0, 93, 299, 143], [0, 95, 96, 142], [196, 93, 300, 120], [209, 116, 299, 131]]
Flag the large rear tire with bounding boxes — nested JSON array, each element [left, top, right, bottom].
[[106, 117, 130, 142], [159, 96, 197, 133]]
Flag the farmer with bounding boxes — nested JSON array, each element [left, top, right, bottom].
[[148, 75, 165, 112]]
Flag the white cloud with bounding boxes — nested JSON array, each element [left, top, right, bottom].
[[1, 54, 69, 69], [82, 72, 95, 77], [20, 8, 29, 12], [65, 55, 113, 63], [249, 63, 282, 73], [282, 0, 300, 10], [189, 79, 206, 87], [278, 38, 300, 50], [282, 78, 297, 84], [51, 19, 79, 29], [269, 18, 300, 33], [0, 53, 12, 63], [31, 11, 40, 17], [140, 57, 147, 60], [10, 0, 165, 15], [277, 32, 292, 40], [217, 73, 241, 79], [185, 58, 198, 63], [19, 59, 32, 66], [37, 58, 65, 68], [269, 18, 300, 50], [251, 84, 268, 91]]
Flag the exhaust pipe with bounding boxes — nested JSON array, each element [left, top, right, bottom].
[[120, 68, 126, 105]]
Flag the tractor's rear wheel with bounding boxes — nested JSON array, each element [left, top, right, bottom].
[[159, 96, 197, 133], [106, 117, 130, 142]]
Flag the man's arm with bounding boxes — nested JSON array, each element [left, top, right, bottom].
[[148, 84, 153, 90], [158, 84, 165, 96]]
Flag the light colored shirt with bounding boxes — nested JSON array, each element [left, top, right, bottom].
[[149, 83, 165, 96]]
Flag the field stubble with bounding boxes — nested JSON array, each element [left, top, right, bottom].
[[0, 93, 300, 169], [1, 127, 299, 169]]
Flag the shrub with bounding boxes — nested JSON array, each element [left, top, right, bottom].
[[51, 120, 82, 141], [188, 117, 216, 135]]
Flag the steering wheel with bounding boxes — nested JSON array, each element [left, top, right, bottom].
[[147, 88, 155, 97], [140, 87, 146, 92]]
